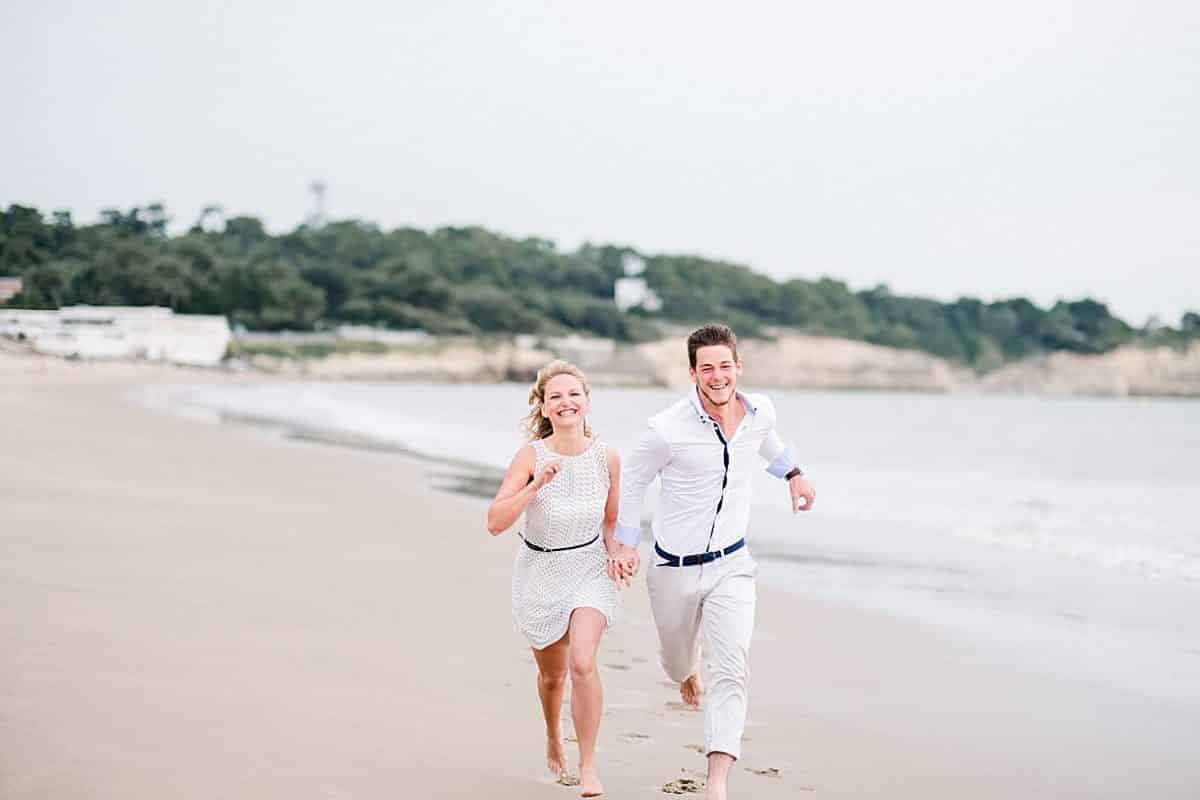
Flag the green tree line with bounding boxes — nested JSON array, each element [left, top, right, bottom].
[[2, 204, 1197, 368]]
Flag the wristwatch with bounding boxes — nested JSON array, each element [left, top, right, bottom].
[[784, 467, 804, 481]]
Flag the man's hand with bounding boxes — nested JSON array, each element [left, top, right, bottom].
[[789, 474, 816, 513]]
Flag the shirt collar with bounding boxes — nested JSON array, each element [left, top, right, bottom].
[[688, 386, 758, 423]]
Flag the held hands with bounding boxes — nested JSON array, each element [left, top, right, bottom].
[[789, 474, 817, 514], [605, 543, 641, 589]]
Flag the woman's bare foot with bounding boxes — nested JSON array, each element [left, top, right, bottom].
[[579, 765, 604, 797], [680, 673, 703, 707], [547, 736, 568, 777]]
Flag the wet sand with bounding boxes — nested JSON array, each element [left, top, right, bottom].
[[2, 355, 1198, 798]]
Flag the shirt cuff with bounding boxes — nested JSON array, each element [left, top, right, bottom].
[[614, 523, 642, 547], [765, 445, 797, 479]]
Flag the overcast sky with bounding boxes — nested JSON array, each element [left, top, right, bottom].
[[5, 1, 1198, 323]]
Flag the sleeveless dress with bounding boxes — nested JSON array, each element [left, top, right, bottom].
[[511, 438, 619, 649]]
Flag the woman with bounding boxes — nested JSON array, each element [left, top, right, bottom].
[[487, 360, 625, 798]]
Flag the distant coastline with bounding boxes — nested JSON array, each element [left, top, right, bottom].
[[5, 204, 1199, 378], [240, 331, 1200, 399], [12, 329, 1195, 399]]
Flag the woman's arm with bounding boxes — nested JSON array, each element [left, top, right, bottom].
[[603, 448, 634, 586], [486, 445, 557, 535], [602, 448, 621, 552]]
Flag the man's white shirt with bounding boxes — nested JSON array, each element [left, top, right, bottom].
[[615, 388, 796, 555]]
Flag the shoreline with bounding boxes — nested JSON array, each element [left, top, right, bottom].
[[3, 361, 1200, 798]]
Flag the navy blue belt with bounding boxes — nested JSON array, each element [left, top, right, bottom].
[[655, 538, 745, 567], [521, 533, 600, 553]]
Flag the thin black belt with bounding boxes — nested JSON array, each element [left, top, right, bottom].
[[654, 538, 745, 567], [520, 533, 600, 553]]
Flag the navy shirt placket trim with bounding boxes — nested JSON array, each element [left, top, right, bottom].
[[703, 417, 732, 555]]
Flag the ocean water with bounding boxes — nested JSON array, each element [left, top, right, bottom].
[[151, 382, 1200, 707]]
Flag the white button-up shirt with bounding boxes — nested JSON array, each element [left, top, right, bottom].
[[615, 388, 796, 555]]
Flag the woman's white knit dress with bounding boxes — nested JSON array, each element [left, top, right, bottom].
[[512, 438, 618, 649]]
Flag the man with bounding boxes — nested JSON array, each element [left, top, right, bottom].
[[612, 323, 815, 800]]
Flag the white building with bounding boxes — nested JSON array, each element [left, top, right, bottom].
[[620, 253, 646, 276], [0, 277, 22, 301], [614, 278, 662, 313], [0, 306, 232, 366], [613, 253, 662, 313]]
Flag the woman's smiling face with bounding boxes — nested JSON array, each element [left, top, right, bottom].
[[542, 373, 590, 431]]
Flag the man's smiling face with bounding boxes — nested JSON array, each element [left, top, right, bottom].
[[690, 344, 741, 408]]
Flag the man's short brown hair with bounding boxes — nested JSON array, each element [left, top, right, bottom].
[[687, 323, 739, 368]]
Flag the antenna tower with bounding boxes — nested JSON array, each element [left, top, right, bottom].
[[308, 181, 328, 227]]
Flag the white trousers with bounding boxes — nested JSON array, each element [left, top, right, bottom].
[[646, 549, 757, 759]]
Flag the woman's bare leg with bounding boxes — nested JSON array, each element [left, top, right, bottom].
[[532, 635, 570, 777], [568, 608, 608, 797]]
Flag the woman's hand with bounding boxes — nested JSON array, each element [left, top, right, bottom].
[[533, 460, 562, 491]]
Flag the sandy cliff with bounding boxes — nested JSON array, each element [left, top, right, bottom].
[[245, 340, 554, 382], [586, 335, 1200, 398], [977, 341, 1200, 397], [6, 333, 1200, 397], [634, 335, 971, 392]]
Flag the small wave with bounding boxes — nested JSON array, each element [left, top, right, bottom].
[[754, 547, 968, 576], [149, 382, 506, 480], [953, 524, 1200, 585]]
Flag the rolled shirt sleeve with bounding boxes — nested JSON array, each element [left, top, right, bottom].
[[754, 394, 797, 479], [615, 424, 671, 546], [762, 432, 798, 479]]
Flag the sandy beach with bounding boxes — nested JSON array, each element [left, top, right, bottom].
[[3, 355, 1198, 799]]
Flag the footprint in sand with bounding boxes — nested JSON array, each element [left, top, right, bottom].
[[662, 777, 706, 794], [619, 732, 651, 744], [683, 744, 705, 754], [665, 701, 702, 713], [556, 773, 581, 787], [745, 766, 782, 778], [563, 735, 578, 743], [603, 663, 631, 671]]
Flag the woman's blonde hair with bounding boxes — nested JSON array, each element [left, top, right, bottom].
[[525, 360, 593, 441]]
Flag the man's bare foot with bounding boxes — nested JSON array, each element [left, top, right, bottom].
[[579, 765, 604, 797], [546, 736, 568, 777], [680, 674, 703, 707]]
